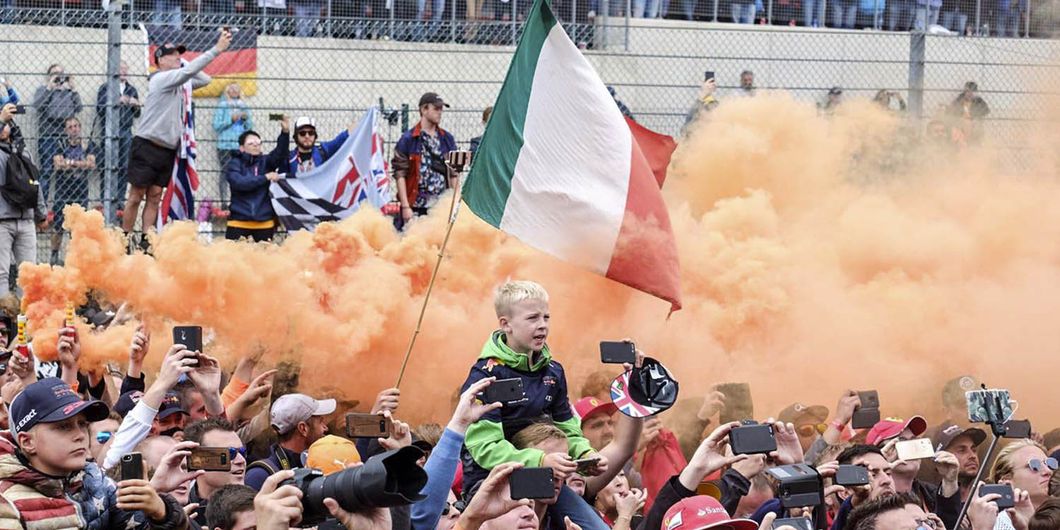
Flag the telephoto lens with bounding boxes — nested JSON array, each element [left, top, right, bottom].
[[285, 446, 428, 527]]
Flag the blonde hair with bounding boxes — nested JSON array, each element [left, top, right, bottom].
[[512, 423, 566, 450], [493, 280, 549, 318], [990, 439, 1048, 483]]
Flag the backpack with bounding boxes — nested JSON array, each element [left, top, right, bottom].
[[0, 143, 40, 210]]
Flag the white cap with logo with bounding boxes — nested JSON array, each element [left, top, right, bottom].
[[270, 393, 336, 435]]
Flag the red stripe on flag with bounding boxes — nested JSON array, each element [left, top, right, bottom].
[[604, 136, 682, 312], [625, 117, 676, 188], [147, 48, 257, 77]]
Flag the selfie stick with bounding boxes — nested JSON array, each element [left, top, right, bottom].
[[395, 168, 463, 388], [953, 385, 1010, 529]]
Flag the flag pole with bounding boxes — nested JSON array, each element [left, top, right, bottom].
[[395, 165, 464, 388]]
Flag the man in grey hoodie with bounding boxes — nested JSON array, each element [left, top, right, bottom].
[[0, 103, 47, 295], [122, 29, 232, 242]]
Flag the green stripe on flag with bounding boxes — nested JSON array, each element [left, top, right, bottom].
[[461, 0, 558, 228]]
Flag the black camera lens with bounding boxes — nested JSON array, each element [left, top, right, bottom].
[[286, 446, 428, 527]]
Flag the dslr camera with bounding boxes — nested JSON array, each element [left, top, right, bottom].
[[282, 446, 427, 527]]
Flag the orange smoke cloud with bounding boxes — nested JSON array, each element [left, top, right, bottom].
[[18, 89, 1060, 430]]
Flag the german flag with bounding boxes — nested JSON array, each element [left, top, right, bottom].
[[146, 27, 258, 98]]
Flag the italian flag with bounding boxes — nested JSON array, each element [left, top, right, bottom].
[[463, 0, 682, 311]]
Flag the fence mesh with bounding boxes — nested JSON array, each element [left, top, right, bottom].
[[0, 4, 1058, 275]]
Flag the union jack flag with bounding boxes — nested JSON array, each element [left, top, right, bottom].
[[158, 77, 198, 229], [610, 371, 655, 418]]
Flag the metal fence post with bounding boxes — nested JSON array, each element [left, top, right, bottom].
[[908, 31, 926, 119], [974, 0, 981, 34], [511, 0, 517, 44], [767, 0, 773, 24], [450, 0, 456, 42], [712, 0, 718, 21], [624, 0, 629, 50], [326, 0, 333, 37], [104, 0, 123, 225], [601, 0, 609, 47]]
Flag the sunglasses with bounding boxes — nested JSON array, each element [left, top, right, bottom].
[[916, 518, 939, 530], [796, 423, 828, 437], [440, 500, 466, 516], [297, 130, 316, 137], [96, 431, 114, 444], [227, 447, 248, 460], [1028, 458, 1058, 473]]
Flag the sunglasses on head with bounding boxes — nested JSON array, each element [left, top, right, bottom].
[[796, 423, 828, 437], [1028, 457, 1058, 473], [96, 431, 113, 444]]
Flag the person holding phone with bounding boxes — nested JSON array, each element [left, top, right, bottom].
[[0, 378, 189, 530], [0, 102, 47, 296], [987, 439, 1053, 521], [392, 92, 458, 228], [243, 391, 335, 491], [223, 121, 290, 243], [682, 72, 719, 136], [32, 64, 83, 193]]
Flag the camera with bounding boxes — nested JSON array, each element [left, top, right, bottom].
[[282, 446, 428, 527], [53, 75, 69, 85]]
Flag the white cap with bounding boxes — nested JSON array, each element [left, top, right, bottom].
[[294, 116, 316, 131], [270, 393, 336, 435]]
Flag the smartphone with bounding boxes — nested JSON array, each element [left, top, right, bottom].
[[716, 383, 753, 424], [481, 378, 525, 404], [967, 389, 1013, 425], [773, 517, 812, 530], [729, 423, 777, 455], [173, 325, 203, 354], [851, 390, 880, 430], [835, 464, 870, 486], [704, 70, 715, 81], [895, 438, 936, 461], [1003, 419, 1032, 439], [574, 457, 601, 474], [268, 113, 284, 121], [345, 413, 392, 438], [120, 452, 144, 481], [188, 447, 231, 471], [980, 484, 1015, 509], [12, 105, 25, 115], [509, 467, 555, 499], [599, 341, 636, 364]]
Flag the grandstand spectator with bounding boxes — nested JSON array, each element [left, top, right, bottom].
[[949, 81, 990, 120], [224, 123, 289, 243], [732, 0, 756, 22], [819, 86, 843, 114], [873, 89, 908, 112], [736, 70, 756, 97], [804, 0, 826, 26], [888, 0, 915, 29], [152, 0, 182, 28], [288, 116, 350, 177], [49, 116, 96, 265], [123, 30, 231, 246], [469, 106, 492, 155], [244, 392, 335, 490], [996, 0, 1026, 36], [832, 0, 857, 28], [32, 64, 83, 195], [293, 0, 325, 36], [393, 92, 457, 226], [0, 77, 19, 106], [213, 82, 253, 204], [915, 0, 943, 29], [941, 0, 974, 33], [0, 103, 46, 296], [682, 76, 718, 134], [95, 60, 141, 213]]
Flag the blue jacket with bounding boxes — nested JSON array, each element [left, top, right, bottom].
[[459, 331, 592, 497], [288, 130, 349, 177], [411, 428, 463, 530], [245, 444, 303, 491], [212, 97, 254, 151], [224, 130, 289, 222], [0, 86, 19, 106]]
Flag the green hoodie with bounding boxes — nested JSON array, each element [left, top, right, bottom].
[[462, 331, 594, 477]]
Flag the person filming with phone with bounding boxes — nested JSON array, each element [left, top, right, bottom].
[[0, 102, 47, 296], [0, 378, 189, 530]]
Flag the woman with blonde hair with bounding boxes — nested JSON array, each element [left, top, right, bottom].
[[969, 439, 1057, 530]]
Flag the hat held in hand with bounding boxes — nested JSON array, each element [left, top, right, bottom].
[[610, 357, 679, 418]]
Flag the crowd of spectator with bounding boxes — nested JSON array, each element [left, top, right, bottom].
[[0, 280, 1054, 530]]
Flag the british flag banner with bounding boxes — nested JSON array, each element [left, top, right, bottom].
[[270, 107, 392, 232], [158, 77, 198, 229]]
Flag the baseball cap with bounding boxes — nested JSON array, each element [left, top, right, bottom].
[[866, 416, 928, 446], [158, 391, 188, 419], [574, 396, 617, 421], [9, 378, 109, 436], [931, 422, 987, 452], [293, 116, 317, 131], [778, 403, 830, 425], [271, 393, 336, 435], [418, 92, 450, 109], [153, 43, 187, 65], [662, 496, 757, 530], [306, 435, 362, 475], [113, 390, 145, 417]]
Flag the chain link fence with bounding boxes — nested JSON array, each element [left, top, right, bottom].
[[0, 4, 1057, 270]]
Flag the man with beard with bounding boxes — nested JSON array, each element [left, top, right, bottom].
[[931, 423, 987, 502], [830, 445, 897, 530], [285, 116, 351, 177]]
